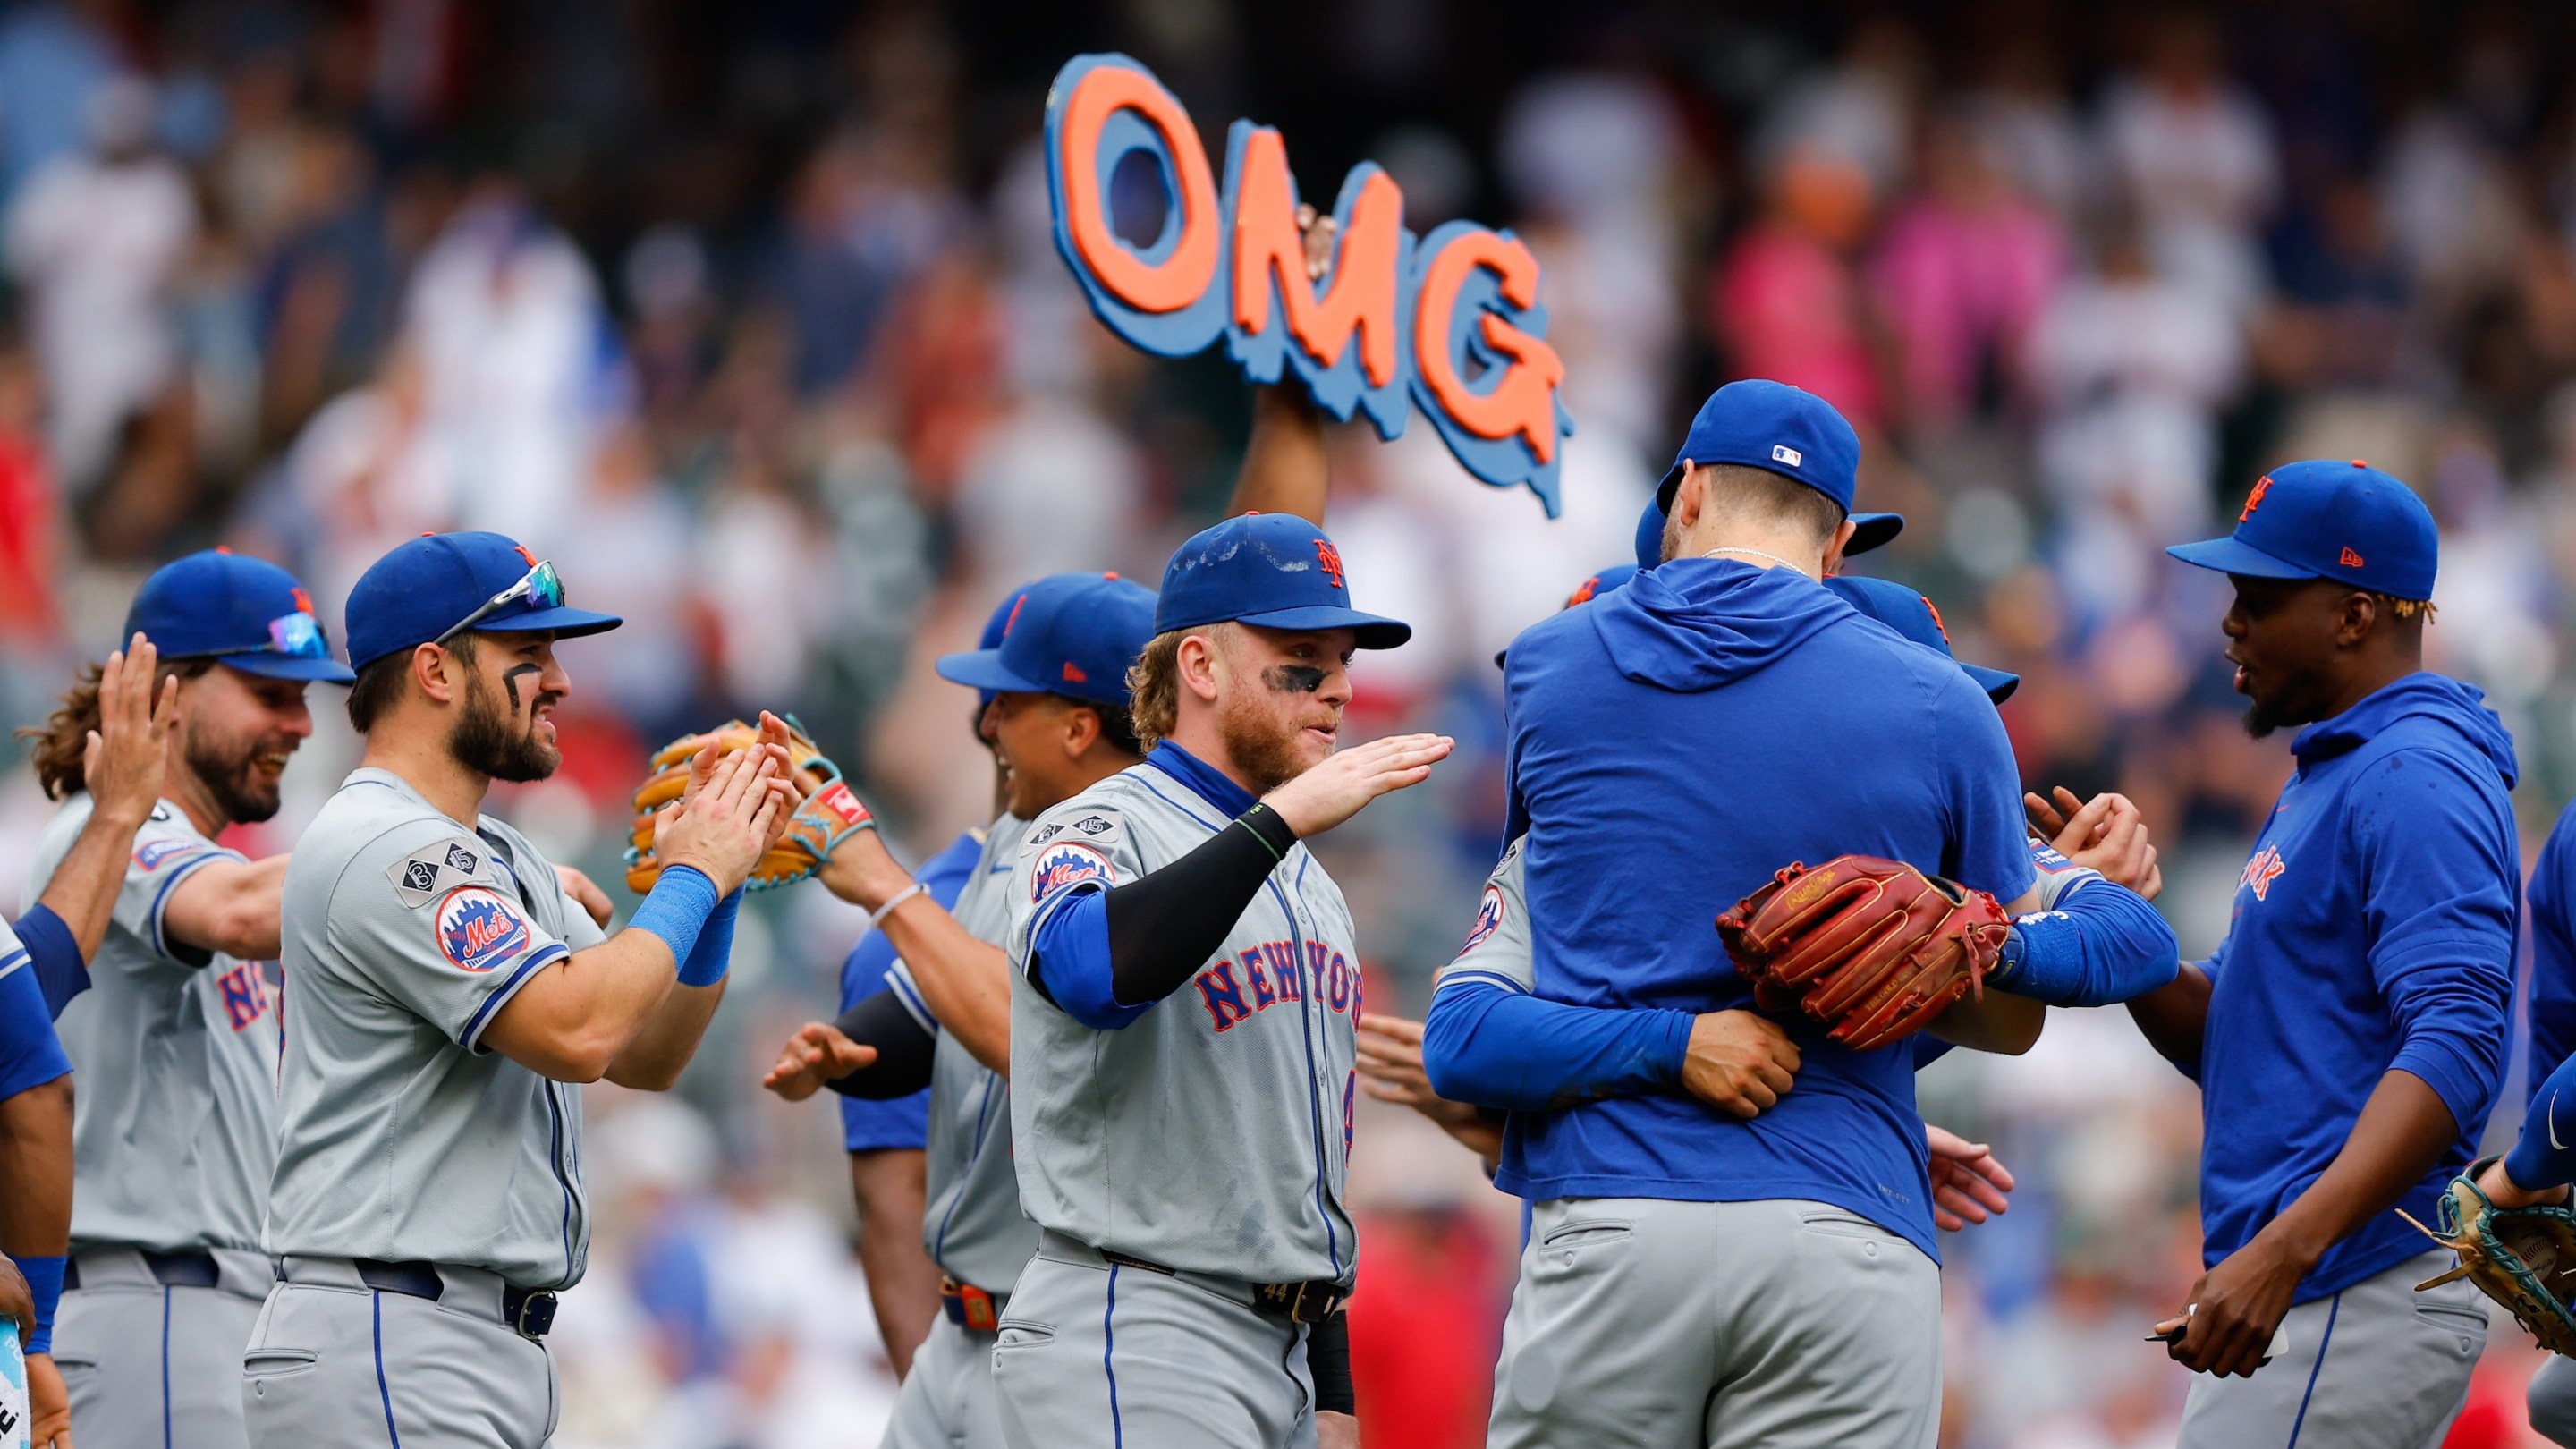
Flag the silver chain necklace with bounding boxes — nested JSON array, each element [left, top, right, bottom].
[[1703, 546, 1815, 578]]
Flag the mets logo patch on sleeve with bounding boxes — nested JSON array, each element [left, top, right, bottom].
[[1462, 885, 1507, 952], [132, 837, 201, 871], [1030, 842, 1115, 902], [436, 886, 531, 972]]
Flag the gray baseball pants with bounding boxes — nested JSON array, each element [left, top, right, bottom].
[[884, 1312, 1007, 1449], [55, 1246, 269, 1449], [991, 1232, 1319, 1449], [2529, 1352, 2576, 1445], [2174, 1249, 2486, 1449], [1485, 1196, 1942, 1449], [241, 1256, 555, 1449]]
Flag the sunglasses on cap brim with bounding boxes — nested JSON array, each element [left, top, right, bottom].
[[436, 560, 565, 645]]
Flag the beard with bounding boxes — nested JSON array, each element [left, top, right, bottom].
[[186, 732, 289, 824], [1218, 686, 1328, 794], [450, 672, 560, 783]]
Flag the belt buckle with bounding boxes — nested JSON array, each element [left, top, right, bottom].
[[513, 1290, 558, 1337]]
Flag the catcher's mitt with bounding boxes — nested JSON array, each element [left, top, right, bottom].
[[625, 717, 876, 893], [2402, 1159, 2576, 1355], [1716, 854, 2012, 1052]]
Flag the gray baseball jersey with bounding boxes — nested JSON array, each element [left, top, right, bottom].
[[263, 767, 606, 1289], [24, 794, 279, 1253], [884, 812, 1038, 1294], [1435, 834, 1531, 996], [1004, 762, 1362, 1285]]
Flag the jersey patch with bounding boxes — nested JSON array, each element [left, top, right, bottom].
[[435, 886, 530, 972], [1462, 884, 1506, 952], [1030, 842, 1115, 902], [1026, 809, 1125, 853], [386, 839, 484, 910], [133, 837, 201, 872]]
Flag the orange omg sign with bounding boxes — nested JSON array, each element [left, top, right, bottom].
[[1046, 53, 1572, 513]]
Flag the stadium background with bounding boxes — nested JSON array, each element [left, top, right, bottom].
[[0, 0, 2570, 1443]]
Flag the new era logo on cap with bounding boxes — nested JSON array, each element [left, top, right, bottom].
[[2340, 547, 2364, 567], [1772, 444, 1802, 468]]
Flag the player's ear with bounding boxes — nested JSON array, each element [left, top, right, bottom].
[[1177, 630, 1224, 704], [412, 641, 462, 707], [1821, 517, 1860, 576]]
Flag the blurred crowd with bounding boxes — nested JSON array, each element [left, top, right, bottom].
[[4, 1, 2576, 1445]]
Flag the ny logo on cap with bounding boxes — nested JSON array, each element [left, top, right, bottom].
[[2240, 475, 2273, 522], [1314, 539, 1345, 589]]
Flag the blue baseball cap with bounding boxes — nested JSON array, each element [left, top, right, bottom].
[[964, 581, 1038, 711], [1656, 379, 1861, 516], [344, 532, 623, 672], [936, 572, 1157, 708], [1826, 575, 2020, 704], [1631, 495, 1902, 572], [123, 550, 356, 682], [2166, 459, 2437, 602], [1153, 513, 1410, 648]]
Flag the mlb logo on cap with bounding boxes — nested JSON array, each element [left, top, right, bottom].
[[2167, 459, 2437, 602]]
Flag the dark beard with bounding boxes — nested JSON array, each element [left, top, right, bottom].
[[2241, 701, 2278, 740], [187, 735, 284, 824], [451, 673, 560, 783]]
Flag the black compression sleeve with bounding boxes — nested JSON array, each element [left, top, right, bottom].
[[821, 988, 940, 1099], [1102, 803, 1299, 1008], [1308, 1311, 1353, 1414]]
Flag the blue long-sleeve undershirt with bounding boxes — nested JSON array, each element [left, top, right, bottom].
[[15, 905, 84, 1019], [1992, 877, 2179, 1007], [2505, 1050, 2576, 1191], [1420, 976, 1692, 1112]]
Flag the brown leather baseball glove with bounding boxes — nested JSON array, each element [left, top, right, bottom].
[[1716, 854, 2012, 1052], [625, 717, 874, 893]]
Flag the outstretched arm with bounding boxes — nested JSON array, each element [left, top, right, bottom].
[[33, 636, 177, 988]]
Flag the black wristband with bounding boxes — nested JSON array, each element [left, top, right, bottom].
[[1308, 1309, 1354, 1414], [1233, 801, 1299, 860]]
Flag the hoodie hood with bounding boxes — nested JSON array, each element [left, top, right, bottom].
[[1589, 557, 1857, 691], [2291, 671, 2519, 788]]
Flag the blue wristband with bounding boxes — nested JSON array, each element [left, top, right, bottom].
[[15, 1253, 61, 1355], [676, 888, 741, 988], [630, 866, 720, 970]]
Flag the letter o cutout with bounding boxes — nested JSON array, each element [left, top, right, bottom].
[[1058, 64, 1221, 315]]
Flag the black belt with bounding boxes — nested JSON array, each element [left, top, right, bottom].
[[1097, 1249, 1349, 1326], [64, 1249, 219, 1291], [354, 1258, 558, 1338]]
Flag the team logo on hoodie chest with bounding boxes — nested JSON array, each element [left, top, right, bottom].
[[2240, 844, 2287, 902]]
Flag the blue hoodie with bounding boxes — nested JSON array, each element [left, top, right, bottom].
[[1489, 558, 2034, 1263], [2523, 798, 2576, 1110], [2196, 672, 2519, 1302]]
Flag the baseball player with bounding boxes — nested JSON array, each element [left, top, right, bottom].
[[1, 621, 205, 1449], [2521, 801, 2576, 1442], [2125, 461, 2518, 1447], [834, 583, 1038, 1377], [1413, 379, 2172, 1449], [762, 570, 1157, 1449], [987, 512, 1445, 1449], [17, 551, 359, 1449], [242, 532, 792, 1449]]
